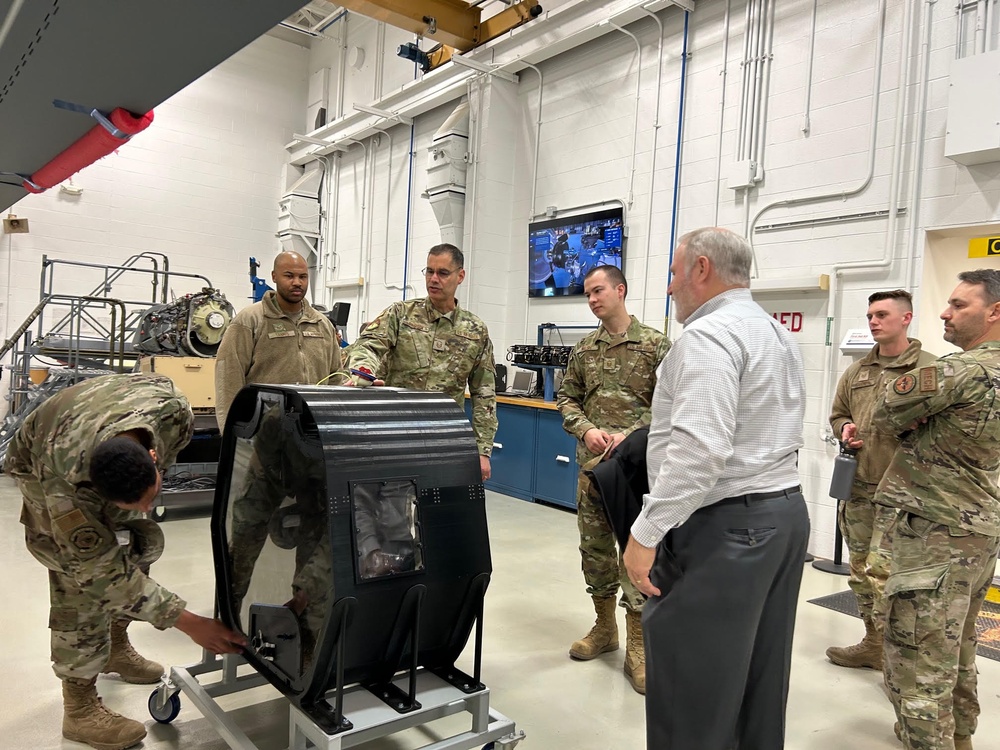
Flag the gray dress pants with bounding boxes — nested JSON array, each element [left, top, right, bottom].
[[643, 489, 810, 750]]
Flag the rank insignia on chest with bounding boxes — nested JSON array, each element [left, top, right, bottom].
[[273, 323, 286, 332], [603, 357, 617, 371], [433, 339, 447, 352], [893, 374, 916, 395], [858, 369, 870, 382]]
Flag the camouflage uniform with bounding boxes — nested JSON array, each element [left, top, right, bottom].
[[344, 297, 497, 455], [829, 339, 936, 629], [556, 316, 670, 612], [873, 341, 1000, 749], [214, 291, 345, 431], [3, 373, 192, 681]]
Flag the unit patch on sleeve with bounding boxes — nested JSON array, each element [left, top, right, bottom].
[[893, 374, 916, 395], [918, 366, 938, 393], [69, 526, 102, 553]]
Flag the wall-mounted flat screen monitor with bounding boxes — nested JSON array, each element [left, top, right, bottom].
[[528, 207, 624, 298]]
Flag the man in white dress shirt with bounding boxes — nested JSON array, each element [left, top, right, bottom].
[[624, 227, 809, 750]]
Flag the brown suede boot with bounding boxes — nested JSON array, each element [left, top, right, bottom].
[[825, 616, 882, 670], [623, 610, 645, 694], [569, 595, 619, 660], [62, 678, 147, 750], [103, 619, 164, 684]]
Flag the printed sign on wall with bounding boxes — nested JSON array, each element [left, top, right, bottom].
[[772, 312, 803, 332]]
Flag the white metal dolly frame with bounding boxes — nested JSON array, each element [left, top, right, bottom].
[[149, 652, 526, 750]]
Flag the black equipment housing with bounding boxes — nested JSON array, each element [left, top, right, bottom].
[[212, 384, 491, 732]]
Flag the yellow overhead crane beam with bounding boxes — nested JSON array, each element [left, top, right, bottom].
[[336, 0, 543, 69]]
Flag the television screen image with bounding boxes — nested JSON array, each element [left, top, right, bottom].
[[528, 208, 624, 298]]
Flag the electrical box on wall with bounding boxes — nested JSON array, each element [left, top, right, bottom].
[[945, 49, 1000, 166], [839, 328, 876, 355], [727, 160, 756, 190]]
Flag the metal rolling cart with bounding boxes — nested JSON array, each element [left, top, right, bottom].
[[148, 651, 525, 750]]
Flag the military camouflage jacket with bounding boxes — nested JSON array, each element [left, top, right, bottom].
[[873, 340, 1000, 537], [4, 374, 193, 629], [344, 297, 498, 455], [830, 339, 936, 486], [215, 291, 345, 430], [557, 316, 670, 463]]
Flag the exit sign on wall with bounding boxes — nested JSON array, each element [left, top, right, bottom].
[[772, 312, 803, 332]]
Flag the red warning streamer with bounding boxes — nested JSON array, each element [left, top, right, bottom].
[[23, 108, 154, 193]]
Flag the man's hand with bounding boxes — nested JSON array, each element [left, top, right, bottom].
[[480, 455, 491, 481], [606, 432, 626, 454], [583, 428, 612, 455], [841, 423, 864, 450], [284, 590, 308, 616], [623, 534, 661, 597], [174, 610, 247, 655]]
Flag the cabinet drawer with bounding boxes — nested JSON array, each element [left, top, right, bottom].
[[533, 411, 579, 508]]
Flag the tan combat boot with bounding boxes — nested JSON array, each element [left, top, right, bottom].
[[825, 616, 882, 670], [103, 619, 164, 684], [955, 734, 973, 750], [623, 610, 645, 694], [62, 677, 147, 750], [569, 595, 619, 660]]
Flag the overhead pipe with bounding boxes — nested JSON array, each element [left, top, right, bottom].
[[638, 8, 665, 324]]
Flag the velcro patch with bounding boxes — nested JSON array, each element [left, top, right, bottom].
[[267, 331, 296, 339], [52, 508, 88, 534], [919, 366, 938, 392], [69, 526, 102, 553], [893, 374, 916, 395]]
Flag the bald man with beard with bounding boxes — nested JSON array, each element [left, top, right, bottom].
[[214, 251, 347, 429]]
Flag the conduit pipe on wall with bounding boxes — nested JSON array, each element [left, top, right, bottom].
[[713, 0, 733, 227], [987, 0, 996, 52], [375, 127, 412, 296], [903, 0, 938, 294], [801, 0, 818, 136], [977, 0, 988, 52], [402, 123, 416, 300], [638, 8, 665, 324], [744, 0, 766, 166], [748, 0, 889, 267], [663, 10, 690, 332], [736, 0, 754, 162], [751, 0, 776, 182], [522, 62, 544, 219], [812, 0, 910, 442], [607, 22, 643, 208]]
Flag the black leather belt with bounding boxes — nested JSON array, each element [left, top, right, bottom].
[[715, 485, 802, 507]]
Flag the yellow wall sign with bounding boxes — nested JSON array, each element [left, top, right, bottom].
[[968, 237, 1000, 258]]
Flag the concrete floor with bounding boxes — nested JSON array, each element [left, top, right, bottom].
[[1, 476, 998, 750]]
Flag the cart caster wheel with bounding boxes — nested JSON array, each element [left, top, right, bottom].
[[148, 690, 181, 723]]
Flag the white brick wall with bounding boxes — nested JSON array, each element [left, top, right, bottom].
[[8, 1, 1000, 557]]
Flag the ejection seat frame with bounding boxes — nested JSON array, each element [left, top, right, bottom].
[[149, 649, 526, 750]]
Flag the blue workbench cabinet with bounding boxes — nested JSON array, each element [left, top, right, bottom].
[[465, 399, 578, 509]]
